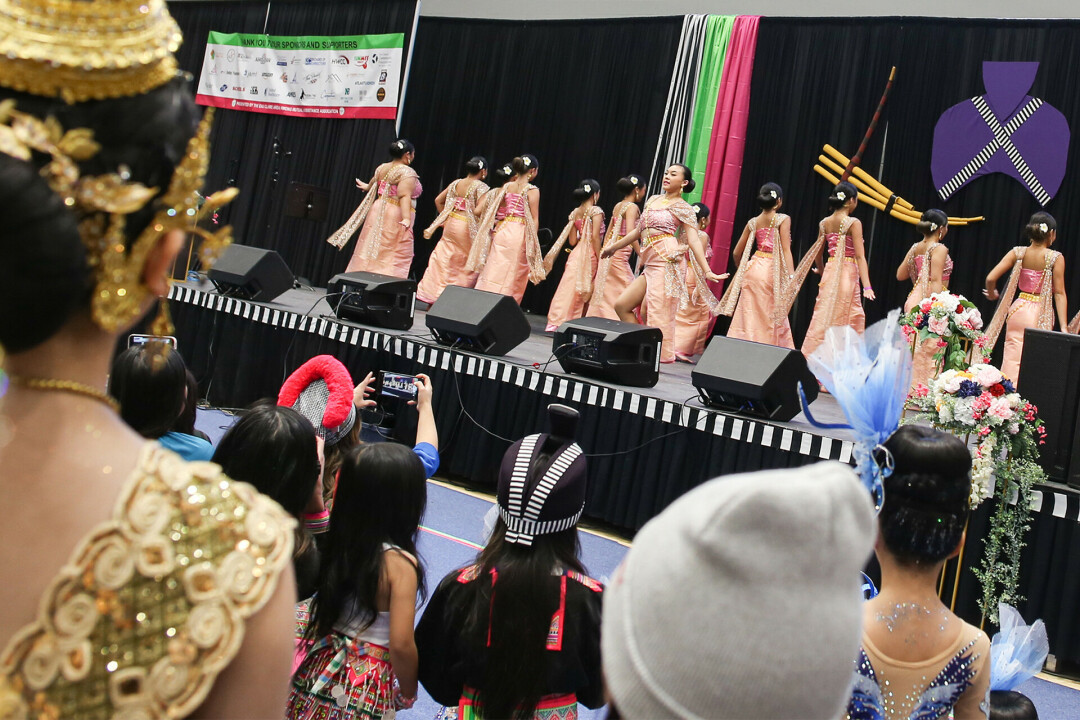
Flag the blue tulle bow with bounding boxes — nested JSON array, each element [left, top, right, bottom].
[[990, 603, 1049, 692], [802, 310, 913, 511]]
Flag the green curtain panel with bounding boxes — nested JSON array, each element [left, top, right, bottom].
[[685, 15, 735, 204]]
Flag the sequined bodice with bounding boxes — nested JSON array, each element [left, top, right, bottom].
[[452, 196, 469, 212], [755, 227, 778, 253], [913, 253, 954, 283], [0, 444, 296, 720], [1019, 267, 1044, 293], [378, 176, 422, 199], [827, 233, 857, 258], [641, 206, 680, 236]]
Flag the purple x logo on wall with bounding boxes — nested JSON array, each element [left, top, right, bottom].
[[931, 62, 1069, 206]]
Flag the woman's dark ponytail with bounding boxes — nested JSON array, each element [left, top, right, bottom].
[[464, 156, 487, 175], [756, 182, 783, 210], [827, 181, 858, 211], [915, 209, 948, 237], [1023, 211, 1056, 243]]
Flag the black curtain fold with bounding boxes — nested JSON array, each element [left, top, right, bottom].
[[734, 17, 1080, 351], [400, 16, 683, 313], [169, 1, 418, 286]]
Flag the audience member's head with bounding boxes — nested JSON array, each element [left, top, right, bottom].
[[990, 690, 1039, 720], [108, 342, 188, 439], [875, 425, 971, 568], [171, 369, 202, 437], [278, 355, 357, 444], [212, 400, 320, 522], [602, 462, 876, 719]]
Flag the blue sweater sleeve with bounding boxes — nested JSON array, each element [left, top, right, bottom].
[[413, 442, 440, 478]]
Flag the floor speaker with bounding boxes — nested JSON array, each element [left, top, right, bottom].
[[327, 271, 415, 330], [1017, 328, 1080, 487], [691, 337, 818, 421], [552, 317, 662, 388], [207, 245, 293, 302], [425, 286, 531, 356]]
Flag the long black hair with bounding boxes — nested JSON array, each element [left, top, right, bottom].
[[876, 425, 971, 566], [307, 442, 427, 640], [462, 520, 586, 719]]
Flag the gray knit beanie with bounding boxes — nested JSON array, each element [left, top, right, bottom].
[[602, 461, 876, 719]]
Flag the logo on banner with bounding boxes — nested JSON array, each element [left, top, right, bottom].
[[256, 54, 271, 64], [219, 83, 228, 92], [345, 88, 351, 96], [355, 55, 369, 68], [227, 49, 236, 62], [379, 70, 387, 83], [210, 49, 216, 60], [328, 73, 342, 83], [287, 91, 297, 98], [376, 87, 385, 102], [305, 57, 326, 66], [261, 72, 274, 79], [249, 86, 259, 95], [333, 55, 349, 65], [305, 73, 320, 84], [281, 72, 288, 83], [231, 86, 243, 92]]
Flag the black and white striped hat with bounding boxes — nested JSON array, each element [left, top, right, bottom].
[[496, 432, 586, 546]]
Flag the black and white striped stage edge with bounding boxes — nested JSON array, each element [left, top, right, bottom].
[[170, 284, 856, 463], [1023, 486, 1080, 524], [938, 96, 1049, 205]]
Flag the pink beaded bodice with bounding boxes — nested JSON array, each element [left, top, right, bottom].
[[452, 196, 468, 212], [640, 206, 680, 236], [827, 233, 857, 258], [913, 253, 954, 284], [755, 227, 778, 253], [1019, 268, 1044, 293], [503, 192, 528, 218], [378, 178, 423, 199]]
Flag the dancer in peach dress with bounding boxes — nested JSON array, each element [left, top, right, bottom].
[[720, 183, 796, 349], [672, 203, 717, 360], [544, 179, 606, 331], [587, 174, 645, 321], [417, 156, 490, 304], [897, 209, 953, 392], [984, 211, 1069, 385], [468, 155, 546, 302], [601, 164, 725, 363], [327, 138, 422, 278], [796, 182, 876, 358]]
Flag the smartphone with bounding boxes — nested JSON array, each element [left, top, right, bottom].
[[128, 333, 178, 350], [377, 371, 418, 400]]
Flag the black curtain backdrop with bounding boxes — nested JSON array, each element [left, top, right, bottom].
[[168, 1, 418, 286], [733, 17, 1080, 353], [400, 16, 683, 313]]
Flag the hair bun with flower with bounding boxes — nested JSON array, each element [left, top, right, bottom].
[[582, 183, 591, 193], [630, 175, 638, 184], [769, 190, 777, 199], [523, 157, 532, 167], [836, 191, 846, 201], [1038, 222, 1048, 233]]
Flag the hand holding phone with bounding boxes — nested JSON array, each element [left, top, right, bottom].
[[377, 371, 419, 400]]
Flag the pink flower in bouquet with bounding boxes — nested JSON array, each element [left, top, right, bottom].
[[928, 316, 950, 335], [989, 397, 1014, 420], [976, 367, 1002, 386], [920, 300, 933, 313], [901, 325, 917, 342], [975, 335, 989, 348], [978, 426, 992, 437], [913, 384, 929, 398], [938, 339, 948, 348]]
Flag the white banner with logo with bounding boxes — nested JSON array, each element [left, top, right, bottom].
[[195, 31, 404, 119]]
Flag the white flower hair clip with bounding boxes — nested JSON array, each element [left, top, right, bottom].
[[769, 190, 777, 199], [502, 164, 511, 174], [523, 157, 532, 167], [477, 160, 484, 170], [836, 191, 846, 201], [930, 222, 939, 232], [630, 176, 638, 184], [583, 183, 592, 193], [395, 140, 405, 149], [1039, 222, 1049, 233]]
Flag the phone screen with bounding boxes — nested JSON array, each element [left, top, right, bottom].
[[128, 334, 178, 350], [379, 371, 418, 400]]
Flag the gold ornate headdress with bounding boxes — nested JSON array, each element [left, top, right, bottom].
[[0, 0, 236, 335]]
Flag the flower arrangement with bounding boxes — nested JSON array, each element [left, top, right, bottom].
[[910, 362, 1047, 623], [900, 291, 988, 373]]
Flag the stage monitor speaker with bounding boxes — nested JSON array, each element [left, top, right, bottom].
[[425, 286, 531, 356], [552, 317, 662, 388], [691, 337, 818, 421], [207, 245, 293, 302], [327, 271, 416, 331], [1017, 328, 1080, 487]]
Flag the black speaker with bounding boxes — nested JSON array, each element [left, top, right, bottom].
[[207, 245, 293, 302], [552, 317, 662, 388], [1017, 328, 1080, 487], [691, 337, 818, 421], [327, 271, 416, 330], [425, 286, 531, 356]]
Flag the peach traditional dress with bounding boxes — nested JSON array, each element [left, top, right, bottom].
[[544, 206, 606, 331], [801, 218, 865, 358], [587, 202, 637, 321], [417, 178, 489, 304], [326, 163, 423, 279], [903, 243, 953, 392], [720, 215, 795, 349], [985, 247, 1061, 384], [673, 231, 715, 359], [637, 195, 719, 363], [468, 185, 546, 303]]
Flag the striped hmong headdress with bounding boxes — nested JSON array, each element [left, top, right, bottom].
[[497, 433, 586, 546]]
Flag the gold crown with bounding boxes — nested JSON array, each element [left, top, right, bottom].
[[0, 0, 182, 103]]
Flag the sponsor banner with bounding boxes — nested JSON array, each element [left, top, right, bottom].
[[195, 31, 403, 119]]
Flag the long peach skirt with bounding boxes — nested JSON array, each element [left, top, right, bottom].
[[475, 220, 530, 303], [801, 259, 864, 358], [345, 198, 414, 278], [673, 271, 713, 359], [727, 254, 795, 349], [586, 246, 635, 321], [904, 290, 941, 393], [416, 214, 478, 304], [545, 242, 598, 331], [1001, 298, 1039, 385], [640, 245, 684, 364]]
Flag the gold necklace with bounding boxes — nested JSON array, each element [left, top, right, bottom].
[[8, 376, 120, 413]]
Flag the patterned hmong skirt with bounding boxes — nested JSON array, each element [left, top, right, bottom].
[[289, 604, 396, 719], [439, 687, 578, 720]]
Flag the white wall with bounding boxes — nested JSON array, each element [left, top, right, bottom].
[[419, 0, 1079, 20]]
